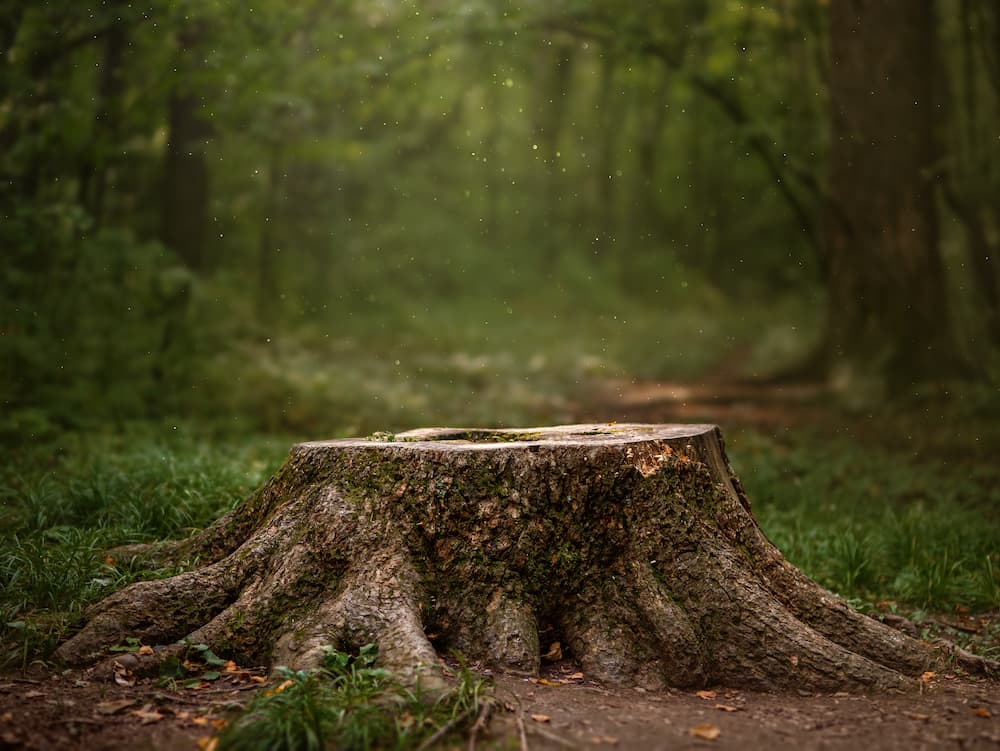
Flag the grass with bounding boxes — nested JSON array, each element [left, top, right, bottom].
[[213, 644, 490, 751], [0, 429, 287, 668], [731, 428, 1000, 613]]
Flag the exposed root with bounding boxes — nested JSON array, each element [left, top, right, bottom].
[[56, 424, 999, 693]]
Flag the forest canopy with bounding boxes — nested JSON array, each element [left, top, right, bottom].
[[2, 0, 998, 440]]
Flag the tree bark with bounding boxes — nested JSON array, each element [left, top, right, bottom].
[[160, 24, 213, 272], [825, 0, 964, 390], [56, 424, 995, 692]]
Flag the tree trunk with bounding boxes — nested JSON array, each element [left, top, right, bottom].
[[56, 424, 995, 692], [160, 25, 213, 272], [825, 0, 964, 390]]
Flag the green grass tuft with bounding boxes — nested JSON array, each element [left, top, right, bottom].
[[214, 644, 490, 751]]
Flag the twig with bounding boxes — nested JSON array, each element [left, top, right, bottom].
[[467, 699, 494, 751], [927, 618, 980, 634], [516, 710, 529, 751], [526, 723, 577, 748], [415, 706, 476, 751]]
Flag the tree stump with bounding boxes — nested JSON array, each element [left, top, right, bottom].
[[56, 424, 995, 692]]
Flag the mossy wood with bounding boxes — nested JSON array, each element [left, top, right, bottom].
[[57, 424, 996, 691]]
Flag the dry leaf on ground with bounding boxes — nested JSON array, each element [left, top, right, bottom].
[[690, 724, 721, 740], [130, 707, 164, 724], [714, 704, 740, 712], [542, 642, 563, 661], [113, 661, 136, 687], [95, 699, 136, 715], [695, 690, 717, 700], [530, 714, 551, 723], [973, 707, 992, 718]]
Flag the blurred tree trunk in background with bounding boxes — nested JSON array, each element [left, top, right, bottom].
[[824, 0, 964, 392], [161, 24, 213, 272], [634, 59, 669, 260], [591, 49, 617, 270], [78, 0, 127, 227], [941, 0, 1000, 347], [534, 40, 574, 271]]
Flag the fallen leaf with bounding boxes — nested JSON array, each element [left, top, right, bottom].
[[212, 719, 227, 730], [920, 671, 936, 683], [589, 736, 618, 745], [533, 678, 560, 686], [137, 645, 154, 656], [690, 724, 721, 740], [95, 699, 136, 715], [567, 672, 585, 680], [197, 737, 218, 751], [113, 661, 136, 687], [192, 717, 211, 727], [974, 707, 992, 719], [104, 555, 117, 566], [530, 714, 551, 723], [714, 704, 740, 712], [542, 641, 563, 661], [695, 690, 717, 700], [909, 713, 930, 721], [223, 661, 239, 673], [23, 690, 45, 699], [250, 675, 266, 684], [130, 707, 164, 724]]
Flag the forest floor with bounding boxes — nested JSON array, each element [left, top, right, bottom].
[[1, 376, 998, 750], [1, 654, 998, 750]]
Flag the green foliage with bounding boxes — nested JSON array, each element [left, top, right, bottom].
[[735, 431, 1000, 612], [215, 644, 490, 751], [0, 431, 284, 668]]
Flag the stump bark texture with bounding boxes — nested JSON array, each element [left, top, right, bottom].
[[57, 424, 996, 691]]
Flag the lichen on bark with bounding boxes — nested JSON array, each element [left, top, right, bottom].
[[56, 424, 997, 692]]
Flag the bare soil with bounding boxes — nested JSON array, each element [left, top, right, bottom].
[[1, 659, 998, 750]]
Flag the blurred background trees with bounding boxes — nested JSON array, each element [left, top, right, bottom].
[[2, 0, 998, 440]]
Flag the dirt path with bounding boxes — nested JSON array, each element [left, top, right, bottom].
[[488, 666, 1000, 750], [2, 660, 998, 750]]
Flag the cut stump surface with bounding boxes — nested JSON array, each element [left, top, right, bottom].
[[56, 424, 996, 692]]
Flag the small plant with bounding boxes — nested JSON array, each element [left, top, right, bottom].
[[213, 644, 491, 751]]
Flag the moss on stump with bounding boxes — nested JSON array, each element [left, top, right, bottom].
[[56, 424, 997, 692]]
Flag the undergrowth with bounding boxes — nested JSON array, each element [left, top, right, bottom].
[[213, 644, 489, 751], [732, 430, 1000, 613], [0, 430, 286, 668]]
